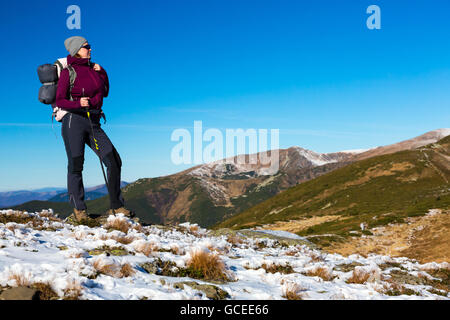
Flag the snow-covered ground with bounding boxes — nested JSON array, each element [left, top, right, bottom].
[[0, 209, 448, 300]]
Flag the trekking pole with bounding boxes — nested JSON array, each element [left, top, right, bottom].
[[83, 88, 116, 215]]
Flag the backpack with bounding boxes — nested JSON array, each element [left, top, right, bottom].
[[37, 57, 75, 122], [37, 58, 106, 124]]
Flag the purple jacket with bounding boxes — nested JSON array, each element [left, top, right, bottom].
[[55, 54, 109, 110]]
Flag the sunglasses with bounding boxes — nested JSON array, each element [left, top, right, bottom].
[[81, 44, 91, 50]]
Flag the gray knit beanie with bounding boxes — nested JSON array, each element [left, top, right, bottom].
[[64, 36, 88, 57]]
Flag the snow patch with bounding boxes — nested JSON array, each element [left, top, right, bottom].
[[0, 209, 448, 300]]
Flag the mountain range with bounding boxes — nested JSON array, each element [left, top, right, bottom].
[[214, 130, 450, 259], [6, 129, 449, 233], [0, 182, 129, 207]]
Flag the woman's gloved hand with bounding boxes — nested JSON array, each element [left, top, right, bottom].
[[80, 97, 90, 107]]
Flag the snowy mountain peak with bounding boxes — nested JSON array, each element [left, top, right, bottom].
[[433, 128, 450, 138], [291, 146, 339, 166]]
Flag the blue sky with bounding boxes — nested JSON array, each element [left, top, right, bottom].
[[0, 0, 449, 191]]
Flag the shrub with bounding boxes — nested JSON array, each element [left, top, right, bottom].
[[305, 266, 335, 281], [186, 249, 230, 282], [104, 217, 131, 233], [282, 282, 307, 300], [226, 234, 244, 246], [8, 271, 30, 287], [379, 281, 421, 296], [309, 251, 325, 262], [100, 233, 135, 245], [92, 258, 135, 278], [63, 279, 83, 300], [133, 241, 158, 257], [92, 259, 117, 277], [32, 282, 58, 300], [261, 262, 295, 275], [0, 211, 36, 225], [346, 267, 380, 284], [119, 263, 136, 278]]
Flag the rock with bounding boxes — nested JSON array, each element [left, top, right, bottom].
[[88, 249, 107, 256], [139, 262, 159, 274], [209, 228, 316, 248], [109, 248, 129, 256], [173, 281, 230, 300], [336, 262, 365, 273], [0, 287, 40, 300], [389, 269, 428, 286], [88, 247, 130, 257]]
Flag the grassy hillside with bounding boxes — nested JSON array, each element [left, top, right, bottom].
[[214, 136, 450, 245], [48, 191, 105, 202]]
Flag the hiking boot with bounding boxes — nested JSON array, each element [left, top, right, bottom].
[[64, 209, 88, 226], [107, 207, 135, 218], [74, 208, 88, 222]]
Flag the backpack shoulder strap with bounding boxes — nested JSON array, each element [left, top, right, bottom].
[[66, 64, 77, 101], [53, 57, 67, 77], [54, 60, 63, 72]]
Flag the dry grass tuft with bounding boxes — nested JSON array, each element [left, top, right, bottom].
[[68, 251, 85, 259], [0, 211, 35, 225], [100, 233, 135, 245], [282, 282, 307, 300], [104, 218, 131, 234], [73, 230, 88, 241], [132, 224, 144, 233], [32, 282, 58, 300], [0, 210, 61, 228], [92, 258, 135, 278], [170, 244, 184, 255], [63, 279, 83, 300], [305, 266, 335, 281], [189, 224, 199, 233], [30, 219, 44, 229], [38, 210, 62, 222], [93, 259, 117, 277], [187, 250, 230, 282], [8, 271, 30, 287], [119, 263, 136, 278], [309, 251, 325, 262], [227, 234, 244, 246], [346, 267, 380, 284], [260, 262, 295, 274], [285, 248, 299, 256], [377, 280, 421, 297], [180, 224, 204, 237], [6, 224, 17, 232], [134, 241, 158, 257]]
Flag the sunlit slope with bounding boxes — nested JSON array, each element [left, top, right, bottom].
[[215, 135, 450, 238]]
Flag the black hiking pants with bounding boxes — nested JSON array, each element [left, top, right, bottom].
[[61, 111, 125, 211]]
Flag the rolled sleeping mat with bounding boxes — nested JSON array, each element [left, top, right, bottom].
[[38, 84, 57, 104], [37, 63, 58, 84]]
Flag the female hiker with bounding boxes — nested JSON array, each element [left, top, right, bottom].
[[56, 36, 132, 222]]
